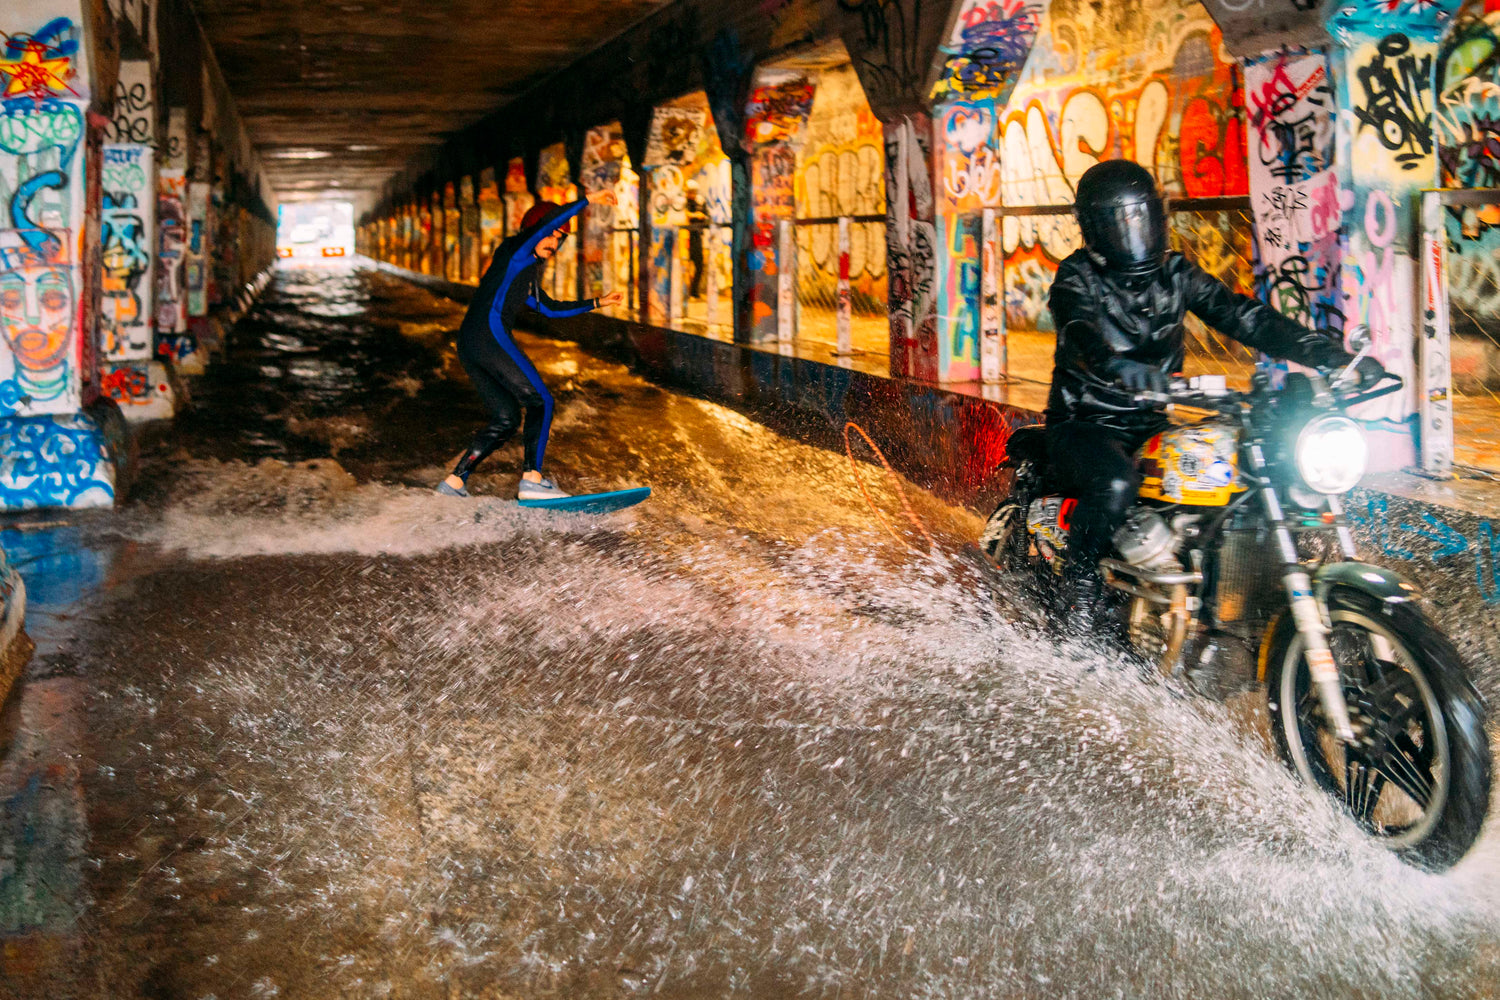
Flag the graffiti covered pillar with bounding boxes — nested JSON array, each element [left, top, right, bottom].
[[100, 57, 170, 420], [460, 175, 479, 282], [155, 106, 194, 371], [833, 0, 951, 378], [702, 30, 758, 345], [617, 111, 652, 324], [1242, 51, 1344, 341], [881, 114, 941, 379], [0, 5, 127, 509], [477, 167, 502, 263], [742, 73, 813, 344], [1327, 0, 1461, 469], [929, 0, 1042, 383]]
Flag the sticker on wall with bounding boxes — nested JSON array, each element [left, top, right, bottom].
[[644, 106, 706, 167]]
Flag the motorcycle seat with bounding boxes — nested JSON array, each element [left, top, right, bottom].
[[1006, 424, 1048, 466]]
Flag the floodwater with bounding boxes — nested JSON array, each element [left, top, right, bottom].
[[5, 263, 1499, 999]]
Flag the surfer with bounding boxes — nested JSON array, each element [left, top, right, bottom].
[[437, 188, 624, 499]]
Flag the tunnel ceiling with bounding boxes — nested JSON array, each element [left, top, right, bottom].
[[192, 0, 674, 206]]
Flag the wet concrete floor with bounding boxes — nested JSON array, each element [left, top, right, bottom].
[[1, 263, 1498, 999]]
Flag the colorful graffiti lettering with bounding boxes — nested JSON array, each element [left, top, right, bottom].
[[100, 145, 154, 360], [745, 73, 814, 146], [0, 18, 79, 101], [940, 100, 1001, 210], [1245, 51, 1343, 337], [1353, 33, 1435, 170], [1437, 4, 1500, 188], [0, 16, 88, 418], [932, 0, 1043, 102]]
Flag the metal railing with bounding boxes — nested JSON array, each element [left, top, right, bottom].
[[791, 214, 888, 357], [1420, 187, 1500, 477], [983, 197, 1259, 387], [651, 223, 734, 334]]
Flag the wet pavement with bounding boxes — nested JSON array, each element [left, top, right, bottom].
[[1, 262, 1498, 999]]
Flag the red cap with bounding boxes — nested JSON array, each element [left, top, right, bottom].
[[520, 201, 563, 233]]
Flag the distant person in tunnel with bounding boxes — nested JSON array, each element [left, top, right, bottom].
[[437, 189, 625, 499], [1043, 159, 1384, 626], [684, 180, 707, 299]]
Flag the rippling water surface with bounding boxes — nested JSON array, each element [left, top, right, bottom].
[[35, 264, 1500, 998]]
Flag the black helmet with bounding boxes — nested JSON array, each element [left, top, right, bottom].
[[1074, 160, 1166, 281]]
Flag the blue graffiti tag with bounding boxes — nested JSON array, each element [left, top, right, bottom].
[[1398, 511, 1471, 560], [1478, 521, 1500, 603], [0, 413, 114, 510]]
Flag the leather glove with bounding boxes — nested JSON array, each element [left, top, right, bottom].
[[1114, 360, 1169, 395], [1352, 355, 1388, 389]]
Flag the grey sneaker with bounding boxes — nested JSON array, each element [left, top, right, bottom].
[[517, 475, 570, 501], [434, 480, 469, 497]]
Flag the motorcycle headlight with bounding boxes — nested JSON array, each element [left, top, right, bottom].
[[1294, 415, 1367, 494]]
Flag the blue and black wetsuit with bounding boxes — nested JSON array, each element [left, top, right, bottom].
[[451, 199, 598, 481]]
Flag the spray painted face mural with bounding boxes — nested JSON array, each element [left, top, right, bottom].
[[0, 234, 74, 404]]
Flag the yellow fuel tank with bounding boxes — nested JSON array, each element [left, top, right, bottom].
[[1137, 421, 1244, 506]]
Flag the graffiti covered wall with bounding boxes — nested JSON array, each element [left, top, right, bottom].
[[885, 114, 939, 379], [478, 167, 502, 261], [537, 142, 577, 297], [1244, 49, 1343, 341], [459, 175, 478, 282], [503, 157, 534, 237], [746, 71, 814, 340], [795, 63, 887, 324], [995, 0, 1249, 334], [1437, 0, 1500, 399], [100, 57, 159, 415], [1327, 0, 1458, 464], [155, 106, 190, 367], [0, 11, 96, 418], [644, 95, 730, 324], [579, 122, 636, 300]]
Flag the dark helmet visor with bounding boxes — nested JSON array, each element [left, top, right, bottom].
[[1094, 198, 1166, 275]]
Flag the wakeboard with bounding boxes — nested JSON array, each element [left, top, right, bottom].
[[517, 486, 650, 514]]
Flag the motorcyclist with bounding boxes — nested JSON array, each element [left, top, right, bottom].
[[1044, 159, 1385, 627]]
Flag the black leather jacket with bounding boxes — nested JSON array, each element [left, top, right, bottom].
[[1045, 249, 1353, 437]]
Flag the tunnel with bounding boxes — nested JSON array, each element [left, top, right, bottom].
[[0, 0, 1499, 995]]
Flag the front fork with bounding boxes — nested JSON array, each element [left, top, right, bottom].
[[1261, 484, 1357, 742]]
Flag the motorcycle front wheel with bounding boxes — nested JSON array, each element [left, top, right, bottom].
[[1264, 586, 1492, 870]]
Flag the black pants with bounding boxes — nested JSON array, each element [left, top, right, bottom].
[[452, 325, 553, 480], [1044, 422, 1147, 572]]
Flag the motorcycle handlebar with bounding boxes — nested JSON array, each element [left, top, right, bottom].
[[1131, 371, 1404, 410]]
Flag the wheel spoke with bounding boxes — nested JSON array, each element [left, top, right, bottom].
[[1372, 731, 1436, 810], [1344, 754, 1387, 825]]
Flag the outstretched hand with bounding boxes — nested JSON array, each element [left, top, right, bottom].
[[587, 188, 617, 208], [598, 290, 626, 309]]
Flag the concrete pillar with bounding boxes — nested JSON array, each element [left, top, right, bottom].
[[462, 175, 479, 282], [1241, 48, 1343, 339], [156, 106, 195, 370], [700, 30, 756, 344], [1324, 1, 1461, 469], [0, 2, 131, 509], [883, 113, 941, 381], [100, 58, 172, 420]]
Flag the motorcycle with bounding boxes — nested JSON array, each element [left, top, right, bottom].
[[980, 364, 1492, 870]]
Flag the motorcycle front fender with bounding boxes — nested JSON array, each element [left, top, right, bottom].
[[1312, 561, 1422, 607], [1255, 561, 1422, 682]]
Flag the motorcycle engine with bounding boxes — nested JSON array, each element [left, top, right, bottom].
[[1112, 510, 1180, 571]]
